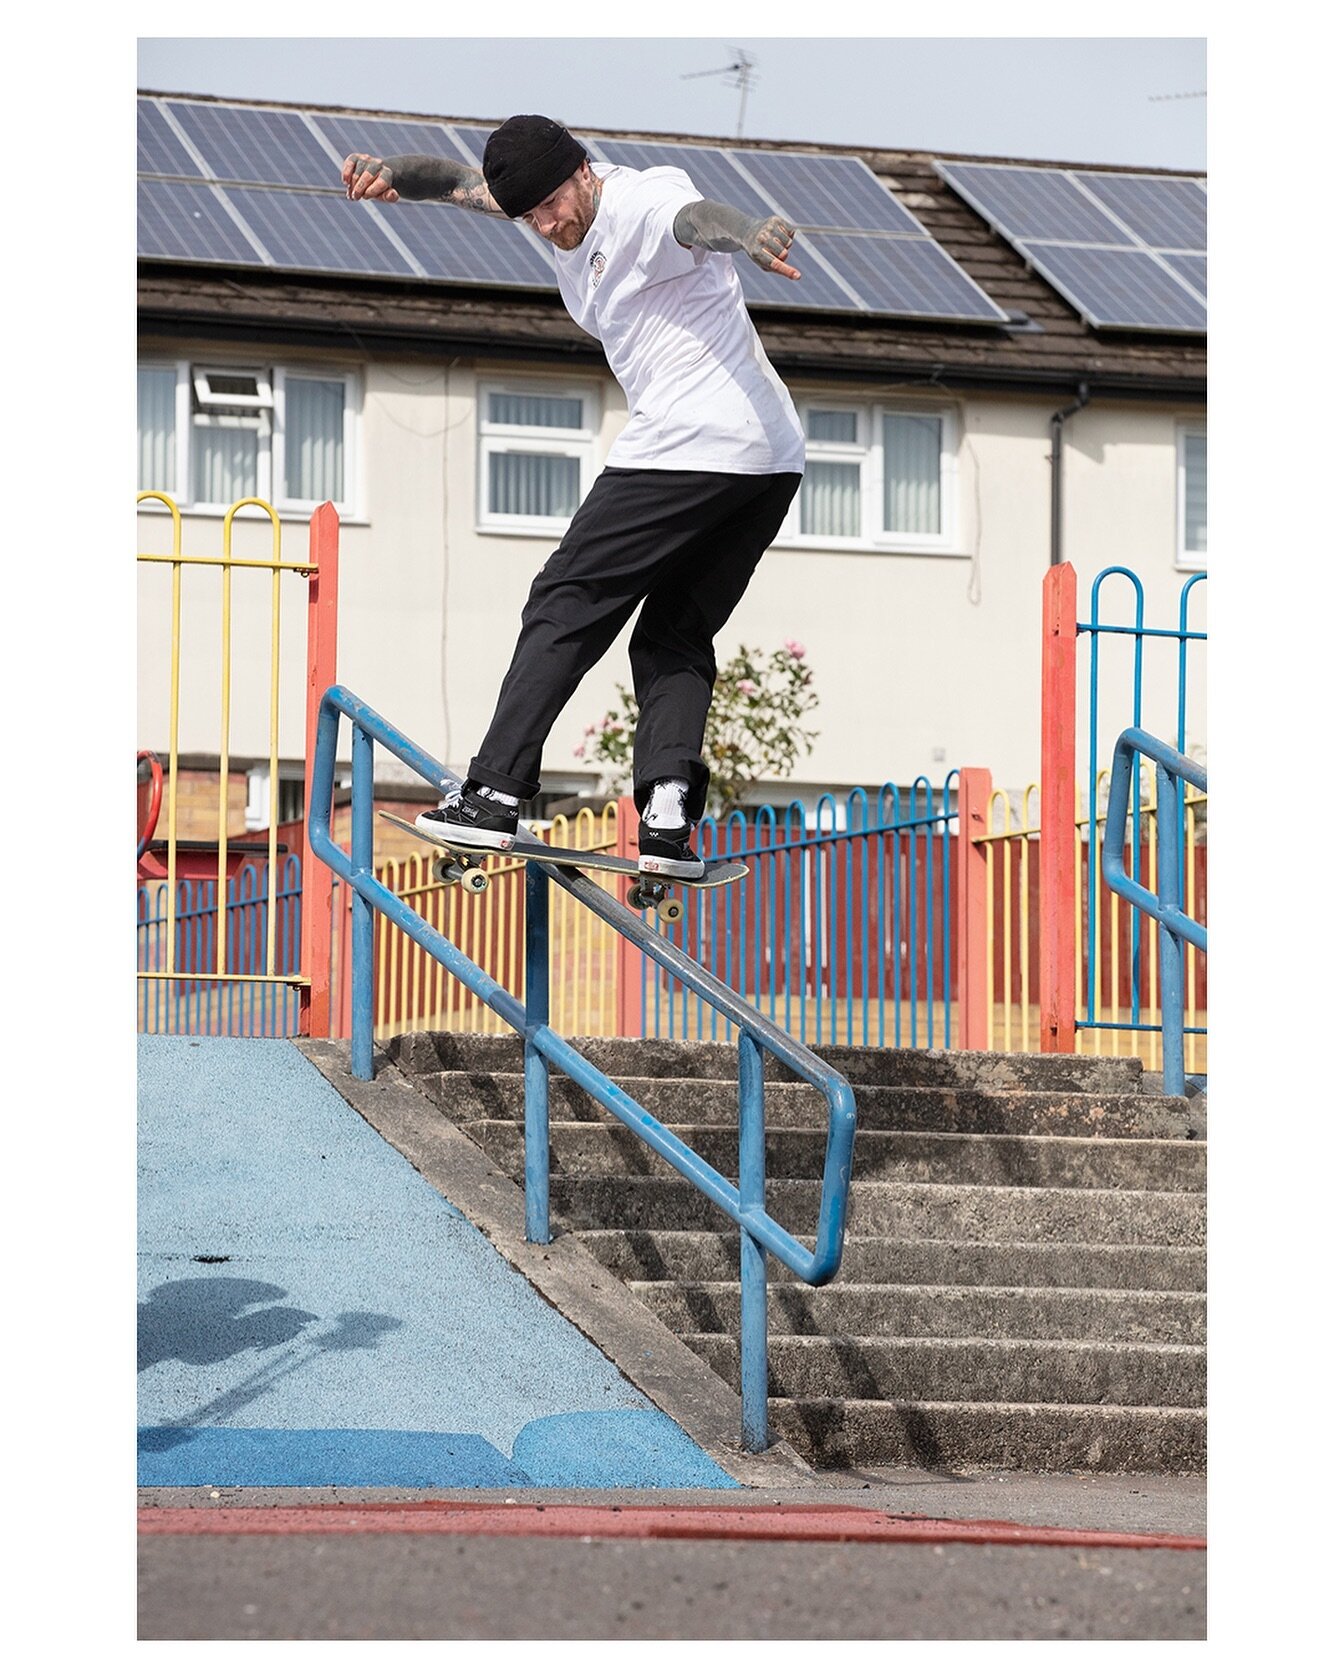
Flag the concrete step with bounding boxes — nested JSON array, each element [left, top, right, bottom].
[[577, 1229, 1208, 1292], [412, 1070, 1195, 1139], [764, 1398, 1207, 1473], [684, 1334, 1206, 1407], [549, 1177, 1207, 1246], [632, 1281, 1207, 1345], [389, 1031, 1150, 1095], [463, 1119, 1206, 1191]]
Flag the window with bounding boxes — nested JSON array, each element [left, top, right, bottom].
[[478, 382, 599, 533], [784, 400, 959, 551], [137, 360, 359, 514], [1177, 424, 1207, 568]]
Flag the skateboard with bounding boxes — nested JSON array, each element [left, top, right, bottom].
[[379, 810, 747, 924]]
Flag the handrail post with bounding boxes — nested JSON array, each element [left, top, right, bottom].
[[351, 722, 375, 1080], [524, 862, 552, 1243], [1040, 561, 1078, 1052], [738, 1030, 769, 1452], [1156, 759, 1186, 1095], [301, 503, 339, 1038]]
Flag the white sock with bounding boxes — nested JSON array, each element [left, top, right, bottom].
[[469, 783, 519, 808], [645, 778, 690, 828]]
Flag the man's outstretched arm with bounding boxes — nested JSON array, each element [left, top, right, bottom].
[[342, 152, 506, 216], [672, 199, 802, 280]]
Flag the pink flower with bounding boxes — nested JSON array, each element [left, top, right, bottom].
[[785, 639, 806, 659], [573, 744, 586, 757], [583, 723, 597, 736], [736, 679, 760, 697]]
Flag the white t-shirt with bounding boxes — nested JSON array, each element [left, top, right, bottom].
[[549, 165, 805, 475]]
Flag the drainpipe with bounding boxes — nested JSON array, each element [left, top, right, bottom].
[[1049, 382, 1091, 566]]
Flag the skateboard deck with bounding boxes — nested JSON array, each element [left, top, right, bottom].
[[379, 810, 746, 920]]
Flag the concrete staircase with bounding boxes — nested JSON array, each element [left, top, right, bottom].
[[388, 1032, 1207, 1474]]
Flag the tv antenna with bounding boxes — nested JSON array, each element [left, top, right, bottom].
[[683, 48, 758, 139]]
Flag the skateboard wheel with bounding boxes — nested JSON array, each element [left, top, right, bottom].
[[461, 867, 490, 895], [656, 897, 684, 925], [626, 885, 657, 910], [432, 857, 459, 886]]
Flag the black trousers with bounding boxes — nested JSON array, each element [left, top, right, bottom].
[[469, 467, 801, 822]]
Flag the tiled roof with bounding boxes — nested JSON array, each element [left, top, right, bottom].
[[138, 99, 1206, 398]]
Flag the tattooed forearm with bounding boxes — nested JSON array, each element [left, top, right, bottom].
[[343, 151, 506, 214], [383, 155, 504, 212], [673, 198, 801, 278]]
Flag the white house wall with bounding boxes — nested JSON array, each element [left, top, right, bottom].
[[137, 343, 1207, 800]]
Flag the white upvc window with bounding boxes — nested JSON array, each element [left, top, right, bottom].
[[477, 381, 600, 535], [1177, 423, 1207, 570], [779, 399, 960, 553], [136, 359, 361, 516]]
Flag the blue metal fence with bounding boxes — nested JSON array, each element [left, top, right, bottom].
[[1080, 567, 1207, 1054], [136, 857, 304, 1036], [643, 779, 961, 1049]]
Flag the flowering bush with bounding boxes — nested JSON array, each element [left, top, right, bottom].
[[579, 641, 820, 816]]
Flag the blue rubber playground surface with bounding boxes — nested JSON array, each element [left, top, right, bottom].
[[138, 1037, 738, 1490]]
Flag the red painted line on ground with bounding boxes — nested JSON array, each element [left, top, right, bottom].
[[138, 1502, 1205, 1550]]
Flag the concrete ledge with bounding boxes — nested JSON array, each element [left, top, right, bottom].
[[296, 1038, 814, 1491]]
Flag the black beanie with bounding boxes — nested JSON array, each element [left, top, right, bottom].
[[483, 115, 587, 218]]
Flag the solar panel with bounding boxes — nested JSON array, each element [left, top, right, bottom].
[[936, 160, 1206, 333], [220, 188, 417, 278], [138, 178, 263, 264], [1075, 171, 1206, 252], [384, 198, 555, 286], [731, 246, 869, 312], [590, 139, 778, 218], [136, 98, 1017, 324], [937, 163, 1133, 244], [808, 231, 1009, 322], [138, 99, 205, 178], [1165, 253, 1207, 296], [312, 115, 471, 174], [449, 125, 494, 165], [167, 101, 338, 188], [1020, 244, 1206, 332], [730, 149, 925, 235]]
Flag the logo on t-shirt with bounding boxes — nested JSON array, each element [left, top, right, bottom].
[[589, 251, 607, 287]]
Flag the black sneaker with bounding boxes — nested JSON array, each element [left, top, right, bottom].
[[637, 819, 705, 880], [416, 783, 518, 850]]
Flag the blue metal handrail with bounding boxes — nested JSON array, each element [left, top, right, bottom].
[[1101, 727, 1207, 1095], [308, 685, 857, 1453]]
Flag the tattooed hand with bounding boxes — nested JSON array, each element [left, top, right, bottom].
[[743, 214, 801, 280], [343, 153, 399, 202], [672, 199, 802, 280]]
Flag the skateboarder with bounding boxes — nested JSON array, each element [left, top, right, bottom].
[[342, 114, 806, 878]]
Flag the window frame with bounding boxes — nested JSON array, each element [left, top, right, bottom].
[[777, 397, 962, 554], [476, 378, 602, 537], [136, 356, 362, 518], [1176, 421, 1207, 571]]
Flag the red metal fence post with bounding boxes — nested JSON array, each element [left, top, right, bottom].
[[614, 795, 644, 1036], [1040, 561, 1077, 1054], [301, 503, 340, 1038], [955, 768, 992, 1051]]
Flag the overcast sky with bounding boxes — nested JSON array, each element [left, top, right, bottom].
[[137, 35, 1206, 172]]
